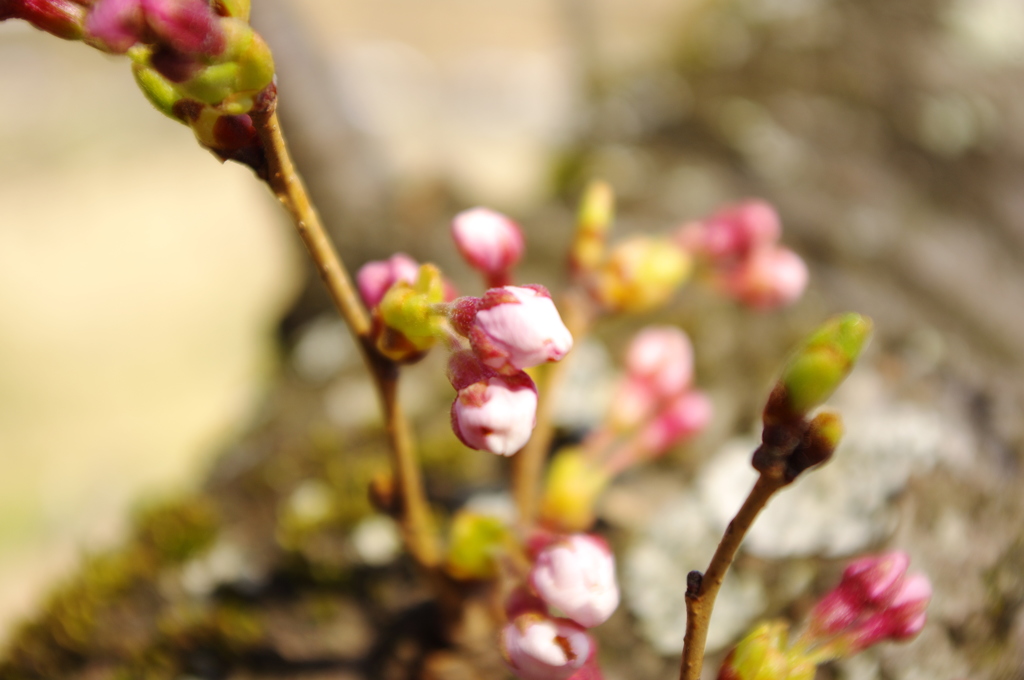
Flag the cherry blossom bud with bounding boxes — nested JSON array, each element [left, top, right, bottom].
[[531, 534, 619, 628], [848, 572, 931, 650], [448, 351, 538, 456], [842, 551, 911, 605], [141, 0, 224, 56], [501, 613, 592, 680], [885, 573, 932, 638], [625, 326, 694, 398], [357, 253, 420, 309], [84, 0, 143, 52], [455, 286, 573, 372], [806, 552, 909, 639], [640, 391, 713, 455], [680, 200, 781, 263], [717, 246, 808, 310], [451, 207, 525, 283]]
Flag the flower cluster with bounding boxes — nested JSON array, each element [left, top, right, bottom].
[[502, 534, 619, 680], [804, 551, 931, 652], [717, 552, 931, 680], [676, 200, 808, 309], [3, 0, 275, 169], [357, 210, 573, 457], [540, 326, 712, 532]]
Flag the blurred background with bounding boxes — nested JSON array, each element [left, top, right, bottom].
[[3, 0, 1024, 678]]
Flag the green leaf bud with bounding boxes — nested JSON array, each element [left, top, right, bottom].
[[784, 410, 843, 481], [767, 313, 872, 423]]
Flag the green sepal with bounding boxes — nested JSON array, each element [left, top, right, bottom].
[[234, 31, 275, 94], [178, 62, 240, 105], [217, 0, 251, 20], [719, 621, 815, 680], [378, 264, 447, 352], [131, 62, 184, 121]]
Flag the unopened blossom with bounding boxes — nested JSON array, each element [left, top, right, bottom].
[[452, 207, 525, 282], [842, 551, 911, 604], [531, 534, 619, 628], [640, 390, 713, 455], [678, 200, 781, 263], [501, 613, 592, 680], [624, 326, 694, 398], [448, 351, 538, 456], [848, 572, 932, 651], [356, 253, 420, 309], [807, 551, 910, 637], [716, 246, 808, 310], [453, 286, 573, 372], [85, 0, 225, 55]]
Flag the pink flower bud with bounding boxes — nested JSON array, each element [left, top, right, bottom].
[[678, 200, 781, 262], [842, 551, 911, 605], [356, 253, 420, 309], [448, 351, 538, 456], [501, 613, 592, 680], [457, 286, 573, 372], [140, 0, 224, 56], [806, 588, 861, 638], [847, 573, 931, 651], [530, 534, 619, 628], [640, 390, 713, 455], [884, 573, 932, 637], [84, 0, 144, 52], [807, 552, 910, 639], [717, 246, 808, 310], [625, 326, 694, 398], [452, 207, 525, 280]]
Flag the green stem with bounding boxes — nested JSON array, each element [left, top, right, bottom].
[[251, 104, 439, 568]]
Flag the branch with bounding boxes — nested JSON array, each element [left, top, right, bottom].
[[678, 471, 786, 680], [251, 102, 439, 568]]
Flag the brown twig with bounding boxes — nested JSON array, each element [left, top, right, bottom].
[[678, 471, 787, 680], [512, 290, 593, 530], [251, 103, 439, 568]]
